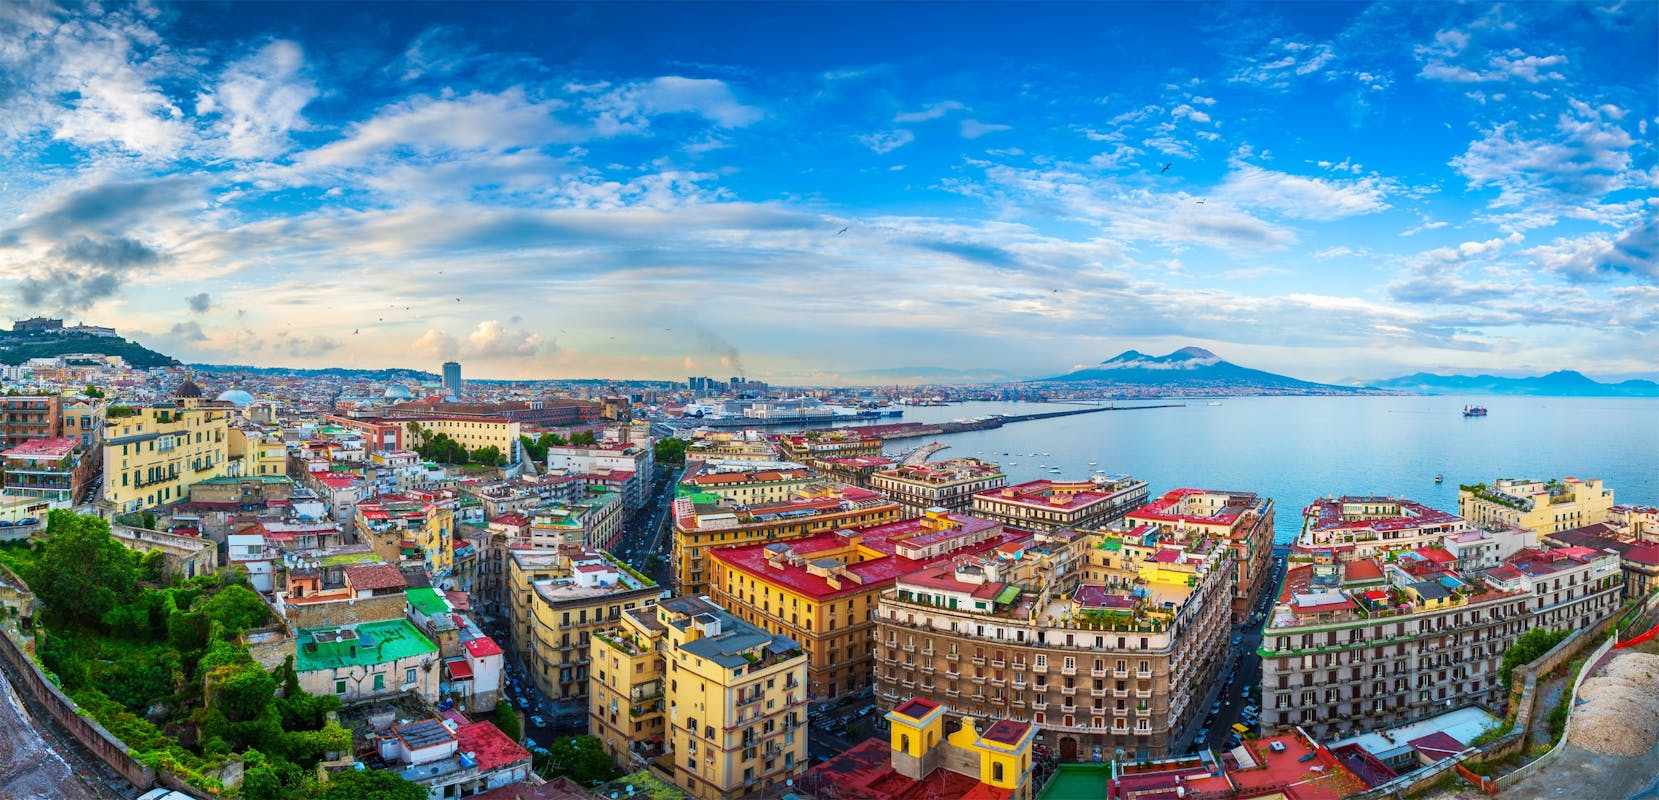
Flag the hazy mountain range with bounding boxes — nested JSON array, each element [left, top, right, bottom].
[[1038, 347, 1367, 394], [1370, 371, 1659, 397]]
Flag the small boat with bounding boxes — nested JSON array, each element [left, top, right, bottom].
[[1463, 405, 1487, 417], [1434, 474, 1444, 484], [1207, 401, 1223, 406], [1048, 467, 1062, 473]]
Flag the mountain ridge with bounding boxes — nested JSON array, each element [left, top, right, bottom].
[[1372, 370, 1659, 397], [1038, 347, 1369, 394]]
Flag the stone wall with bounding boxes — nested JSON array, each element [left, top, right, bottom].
[[282, 592, 406, 630]]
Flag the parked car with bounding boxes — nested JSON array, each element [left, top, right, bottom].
[[531, 715, 546, 728], [1210, 701, 1222, 715], [525, 738, 537, 749], [16, 517, 35, 526], [517, 697, 530, 708], [1231, 635, 1243, 646]]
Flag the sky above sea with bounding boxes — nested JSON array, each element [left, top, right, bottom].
[[0, 1, 1654, 383]]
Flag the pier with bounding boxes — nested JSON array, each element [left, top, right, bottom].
[[851, 403, 1185, 441]]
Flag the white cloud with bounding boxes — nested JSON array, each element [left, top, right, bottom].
[[1171, 104, 1211, 124], [894, 100, 968, 123], [590, 76, 762, 133], [467, 320, 546, 357], [1401, 220, 1449, 236], [294, 88, 578, 173], [1451, 99, 1639, 207], [859, 129, 915, 154], [198, 40, 317, 159], [960, 120, 1011, 139], [1231, 40, 1337, 86], [412, 329, 460, 360], [1217, 164, 1393, 220]]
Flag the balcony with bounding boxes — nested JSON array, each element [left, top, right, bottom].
[[1113, 668, 1129, 678], [1031, 700, 1047, 711], [945, 670, 960, 680], [1060, 685, 1077, 696], [945, 687, 961, 697], [1091, 668, 1107, 677], [920, 663, 935, 674], [1135, 670, 1153, 679], [1089, 688, 1106, 697], [1113, 689, 1129, 698], [902, 642, 916, 653], [1135, 707, 1151, 717], [971, 656, 986, 666], [945, 651, 960, 662], [970, 674, 986, 685], [1012, 679, 1027, 690], [1061, 664, 1077, 676], [1134, 689, 1152, 699], [1012, 661, 1026, 671], [1031, 662, 1048, 674]]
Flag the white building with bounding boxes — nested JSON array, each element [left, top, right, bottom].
[[227, 533, 276, 592]]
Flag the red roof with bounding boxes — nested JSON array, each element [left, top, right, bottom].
[[893, 698, 940, 719], [1406, 731, 1466, 760], [453, 721, 530, 773], [445, 657, 474, 680], [464, 636, 503, 658], [804, 738, 1010, 800], [1343, 559, 1385, 582], [2, 437, 78, 459], [1413, 547, 1456, 564], [981, 720, 1031, 746], [492, 514, 531, 527], [344, 564, 407, 591]]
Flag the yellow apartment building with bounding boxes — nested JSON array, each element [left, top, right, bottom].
[[672, 486, 901, 595], [228, 427, 289, 477], [507, 546, 666, 715], [408, 418, 522, 459], [678, 465, 815, 506], [1459, 477, 1615, 534], [588, 595, 809, 800], [356, 490, 457, 580], [101, 380, 231, 512]]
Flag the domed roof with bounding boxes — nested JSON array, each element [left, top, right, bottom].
[[384, 383, 414, 400], [216, 389, 255, 406], [173, 378, 204, 399]]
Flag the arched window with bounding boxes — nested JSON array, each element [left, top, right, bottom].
[[992, 763, 1004, 782], [899, 733, 910, 751]]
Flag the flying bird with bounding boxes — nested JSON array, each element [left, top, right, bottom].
[[836, 227, 848, 235], [353, 329, 359, 335], [1160, 163, 1172, 174], [1195, 199, 1205, 204]]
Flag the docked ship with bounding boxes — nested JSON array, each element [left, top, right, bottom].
[[1462, 405, 1488, 417], [682, 397, 902, 427]]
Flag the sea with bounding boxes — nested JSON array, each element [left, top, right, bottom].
[[816, 396, 1659, 544]]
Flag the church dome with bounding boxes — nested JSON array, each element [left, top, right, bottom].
[[173, 378, 204, 399], [384, 384, 415, 401], [216, 389, 255, 406]]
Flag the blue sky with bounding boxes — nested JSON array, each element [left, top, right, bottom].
[[1, 1, 1654, 384]]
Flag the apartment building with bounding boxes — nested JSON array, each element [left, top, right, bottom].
[[971, 477, 1149, 533], [588, 595, 809, 799], [228, 427, 288, 477], [545, 439, 653, 514], [101, 381, 232, 512], [685, 430, 780, 463], [1296, 496, 1470, 561], [871, 458, 1008, 517], [61, 395, 103, 450], [707, 510, 1023, 700], [802, 698, 1038, 800], [774, 430, 883, 463], [1126, 488, 1276, 623], [873, 522, 1236, 762], [0, 394, 61, 449], [1458, 477, 1615, 534], [1546, 521, 1659, 598], [460, 474, 580, 518], [355, 490, 457, 582], [1258, 545, 1622, 741], [525, 489, 623, 551], [672, 485, 902, 596], [811, 454, 897, 489], [1, 436, 93, 505], [679, 464, 815, 506], [506, 546, 667, 715]]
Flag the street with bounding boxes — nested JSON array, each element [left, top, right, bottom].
[[1173, 549, 1287, 755]]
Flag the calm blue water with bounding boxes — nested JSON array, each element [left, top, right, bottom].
[[842, 397, 1658, 543]]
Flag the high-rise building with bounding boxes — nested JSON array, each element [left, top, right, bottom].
[[442, 361, 462, 399]]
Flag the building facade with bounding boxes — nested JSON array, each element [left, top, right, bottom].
[[1458, 477, 1615, 534], [295, 618, 441, 704], [873, 523, 1235, 762], [2, 436, 93, 504], [588, 595, 809, 800], [1125, 488, 1276, 624], [1296, 496, 1470, 561], [672, 486, 901, 596], [870, 459, 1007, 517], [101, 383, 232, 512], [970, 477, 1149, 533], [506, 546, 667, 716], [0, 394, 61, 450]]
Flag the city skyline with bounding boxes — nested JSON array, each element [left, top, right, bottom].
[[1, 2, 1654, 383]]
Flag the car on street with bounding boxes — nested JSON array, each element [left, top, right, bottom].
[[525, 738, 537, 749], [1193, 730, 1208, 748], [1210, 701, 1221, 714], [1231, 635, 1242, 645], [1225, 734, 1242, 749], [517, 697, 530, 708], [531, 715, 546, 728]]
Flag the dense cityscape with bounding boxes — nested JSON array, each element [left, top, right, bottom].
[[0, 339, 1651, 800]]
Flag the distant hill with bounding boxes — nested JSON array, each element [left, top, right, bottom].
[[1039, 347, 1370, 394], [1372, 370, 1659, 397], [851, 366, 1027, 384], [0, 331, 179, 368]]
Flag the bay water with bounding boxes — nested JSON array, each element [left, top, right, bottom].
[[842, 396, 1658, 543]]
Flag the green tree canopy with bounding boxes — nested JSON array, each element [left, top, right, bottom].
[[199, 584, 270, 634], [310, 768, 429, 800], [33, 510, 137, 627], [653, 437, 688, 467], [538, 734, 621, 785], [492, 699, 521, 741], [83, 385, 106, 398]]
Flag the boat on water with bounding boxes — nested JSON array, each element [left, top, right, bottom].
[[1434, 474, 1445, 484], [1207, 401, 1223, 406], [1048, 467, 1062, 473], [1463, 405, 1488, 417]]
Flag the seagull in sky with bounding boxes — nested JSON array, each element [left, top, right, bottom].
[[1196, 199, 1205, 204], [1160, 163, 1172, 174], [353, 329, 359, 335], [836, 227, 848, 235]]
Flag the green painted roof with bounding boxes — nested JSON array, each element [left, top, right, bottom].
[[1097, 537, 1123, 551], [994, 586, 1021, 605], [296, 619, 436, 673], [406, 587, 448, 617], [1038, 764, 1111, 799], [195, 475, 294, 485], [317, 552, 381, 567]]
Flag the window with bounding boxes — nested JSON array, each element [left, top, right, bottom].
[[374, 674, 384, 691], [335, 680, 346, 694], [405, 668, 417, 684]]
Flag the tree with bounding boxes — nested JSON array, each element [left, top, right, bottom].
[[199, 584, 270, 634], [654, 437, 689, 467], [310, 768, 428, 800], [570, 430, 598, 446], [493, 699, 521, 741], [471, 446, 504, 467], [32, 511, 137, 627], [1500, 627, 1570, 687], [83, 385, 105, 398], [539, 734, 621, 785]]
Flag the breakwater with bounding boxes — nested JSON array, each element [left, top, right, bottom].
[[851, 403, 1184, 441]]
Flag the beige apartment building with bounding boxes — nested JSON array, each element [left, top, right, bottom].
[[873, 522, 1235, 762], [1126, 488, 1276, 623], [870, 458, 1007, 517], [678, 464, 816, 506], [102, 380, 232, 512], [589, 595, 809, 799], [507, 546, 667, 714], [1259, 545, 1622, 741], [970, 477, 1148, 533]]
